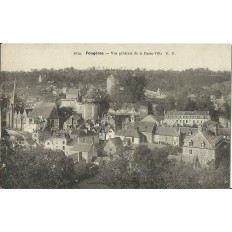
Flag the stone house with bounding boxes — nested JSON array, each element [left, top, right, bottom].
[[67, 143, 97, 163], [154, 127, 180, 146], [115, 128, 145, 145], [45, 136, 67, 153], [182, 126, 224, 168], [104, 137, 123, 156], [70, 129, 99, 144]]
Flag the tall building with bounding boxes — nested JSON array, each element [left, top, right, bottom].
[[107, 74, 117, 95]]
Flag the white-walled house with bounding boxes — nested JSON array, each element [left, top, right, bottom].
[[45, 137, 67, 152]]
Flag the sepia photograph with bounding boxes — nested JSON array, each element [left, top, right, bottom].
[[0, 44, 231, 189]]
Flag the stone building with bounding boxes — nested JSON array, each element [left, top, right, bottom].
[[154, 127, 180, 146], [182, 125, 224, 169], [164, 111, 211, 126]]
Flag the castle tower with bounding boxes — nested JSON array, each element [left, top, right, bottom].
[[107, 74, 117, 96], [38, 74, 43, 83]]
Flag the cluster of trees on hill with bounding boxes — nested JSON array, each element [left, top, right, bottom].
[[93, 145, 230, 189], [1, 68, 230, 93]]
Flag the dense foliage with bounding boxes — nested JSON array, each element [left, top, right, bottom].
[[95, 145, 229, 189], [0, 146, 75, 189]]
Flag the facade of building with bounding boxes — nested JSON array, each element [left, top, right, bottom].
[[104, 137, 123, 156], [70, 129, 99, 144], [67, 143, 97, 163], [63, 112, 82, 130], [45, 136, 67, 152], [154, 127, 180, 146], [164, 111, 211, 126], [130, 121, 156, 143], [26, 102, 60, 132], [182, 126, 224, 168], [115, 128, 145, 145]]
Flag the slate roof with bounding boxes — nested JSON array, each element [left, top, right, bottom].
[[155, 127, 179, 137], [179, 127, 198, 136], [141, 114, 164, 123], [70, 143, 93, 153], [25, 137, 36, 145], [109, 137, 123, 148], [65, 112, 82, 123], [165, 111, 210, 116], [29, 102, 59, 119], [183, 130, 224, 149], [131, 121, 156, 133], [116, 128, 141, 138], [204, 120, 220, 126]]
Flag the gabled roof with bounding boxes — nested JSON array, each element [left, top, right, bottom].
[[66, 112, 82, 123], [116, 128, 142, 138], [69, 143, 93, 153], [29, 102, 59, 119], [155, 127, 179, 137], [131, 121, 156, 133], [141, 114, 163, 123], [105, 124, 114, 133], [183, 130, 224, 149], [204, 120, 219, 126], [108, 137, 123, 148], [165, 111, 210, 116]]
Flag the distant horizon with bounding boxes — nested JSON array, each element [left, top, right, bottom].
[[1, 66, 231, 73]]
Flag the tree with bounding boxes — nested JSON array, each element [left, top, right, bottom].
[[0, 147, 75, 189], [95, 145, 229, 189]]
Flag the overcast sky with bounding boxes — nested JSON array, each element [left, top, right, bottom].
[[1, 44, 231, 71]]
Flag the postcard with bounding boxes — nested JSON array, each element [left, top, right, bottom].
[[0, 44, 231, 189]]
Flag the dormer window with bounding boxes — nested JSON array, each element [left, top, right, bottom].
[[189, 140, 193, 146], [201, 141, 205, 148]]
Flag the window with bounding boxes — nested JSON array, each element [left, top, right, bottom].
[[189, 149, 192, 154], [132, 137, 134, 142], [47, 142, 50, 145], [176, 120, 178, 123], [201, 141, 205, 148], [79, 152, 82, 161], [63, 146, 65, 150], [189, 140, 193, 146], [186, 120, 188, 123], [63, 141, 65, 144]]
